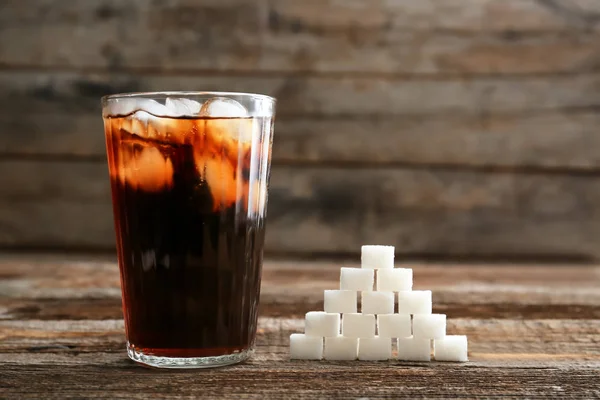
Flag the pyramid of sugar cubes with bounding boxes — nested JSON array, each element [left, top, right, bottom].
[[290, 245, 468, 362]]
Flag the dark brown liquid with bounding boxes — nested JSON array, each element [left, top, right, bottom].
[[104, 115, 271, 358]]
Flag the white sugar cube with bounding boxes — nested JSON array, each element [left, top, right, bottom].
[[324, 290, 357, 314], [434, 335, 468, 362], [358, 336, 392, 360], [305, 312, 340, 337], [361, 291, 394, 314], [376, 268, 412, 291], [340, 268, 374, 291], [324, 336, 359, 360], [290, 334, 323, 360], [397, 336, 431, 361], [413, 314, 446, 339], [361, 245, 394, 269], [342, 313, 376, 338], [397, 290, 432, 314], [377, 314, 411, 338]]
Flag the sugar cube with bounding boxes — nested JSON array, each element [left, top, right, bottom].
[[376, 268, 412, 291], [434, 335, 468, 362], [324, 336, 359, 360], [397, 290, 432, 314], [340, 267, 374, 291], [361, 291, 394, 314], [305, 312, 340, 337], [412, 314, 446, 339], [358, 336, 392, 360], [342, 313, 376, 338], [361, 245, 394, 269], [324, 290, 357, 314], [377, 314, 411, 338], [290, 334, 323, 360], [397, 336, 431, 361]]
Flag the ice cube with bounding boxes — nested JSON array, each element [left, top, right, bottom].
[[118, 99, 171, 138], [165, 97, 202, 116], [244, 180, 267, 216], [103, 98, 139, 117], [200, 157, 239, 210], [119, 112, 148, 138], [200, 98, 248, 118], [204, 117, 254, 145], [201, 98, 253, 143], [135, 98, 171, 117], [105, 97, 194, 118], [121, 108, 199, 145], [121, 146, 174, 192]]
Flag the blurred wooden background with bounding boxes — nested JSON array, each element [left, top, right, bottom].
[[1, 0, 600, 261]]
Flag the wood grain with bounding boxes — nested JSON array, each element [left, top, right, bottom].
[[2, 318, 600, 358], [2, 0, 600, 75], [267, 0, 600, 33], [3, 1, 600, 257], [3, 112, 600, 172], [2, 362, 598, 399], [2, 71, 600, 117], [0, 256, 599, 398], [2, 160, 600, 258], [266, 166, 600, 258], [2, 259, 600, 320], [2, 0, 600, 394]]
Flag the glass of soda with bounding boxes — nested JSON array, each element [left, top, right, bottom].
[[101, 92, 276, 368]]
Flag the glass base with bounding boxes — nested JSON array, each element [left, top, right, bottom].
[[127, 342, 253, 369]]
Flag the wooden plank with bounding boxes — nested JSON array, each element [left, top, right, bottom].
[[275, 113, 600, 169], [1, 257, 599, 398], [0, 114, 107, 158], [2, 71, 600, 116], [2, 318, 600, 358], [3, 351, 599, 371], [1, 364, 599, 399], [1, 318, 600, 398], [3, 112, 600, 172], [4, 257, 597, 294], [1, 160, 600, 259], [267, 0, 600, 33], [5, 295, 600, 321], [2, 1, 600, 75], [2, 258, 599, 320], [264, 0, 600, 75], [265, 167, 600, 258], [0, 161, 114, 248]]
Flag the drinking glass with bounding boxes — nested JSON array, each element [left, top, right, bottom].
[[102, 92, 275, 368]]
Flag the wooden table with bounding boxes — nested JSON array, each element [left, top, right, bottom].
[[1, 255, 599, 398]]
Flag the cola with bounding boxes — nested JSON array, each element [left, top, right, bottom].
[[102, 95, 275, 366]]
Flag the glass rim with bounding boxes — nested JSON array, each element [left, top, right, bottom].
[[102, 91, 276, 104]]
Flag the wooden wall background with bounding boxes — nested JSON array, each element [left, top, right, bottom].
[[1, 0, 600, 260]]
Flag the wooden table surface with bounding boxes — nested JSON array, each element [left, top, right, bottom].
[[1, 255, 599, 399]]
